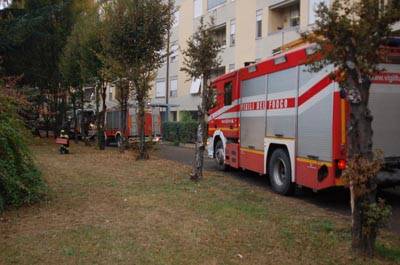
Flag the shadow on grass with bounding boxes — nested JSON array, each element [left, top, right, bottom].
[[376, 243, 400, 263]]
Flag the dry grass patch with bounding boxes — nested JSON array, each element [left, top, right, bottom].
[[0, 140, 399, 265]]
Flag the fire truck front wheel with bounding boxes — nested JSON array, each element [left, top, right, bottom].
[[215, 141, 227, 171], [268, 149, 295, 196]]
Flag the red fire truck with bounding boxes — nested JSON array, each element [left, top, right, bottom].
[[207, 44, 400, 195], [105, 106, 162, 146]]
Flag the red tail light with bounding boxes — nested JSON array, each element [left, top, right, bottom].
[[337, 159, 347, 170]]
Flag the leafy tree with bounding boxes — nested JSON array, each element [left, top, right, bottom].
[[1, 0, 94, 134], [0, 75, 46, 212], [101, 0, 173, 159], [60, 5, 108, 148], [181, 18, 222, 181], [303, 0, 400, 256], [60, 23, 83, 141]]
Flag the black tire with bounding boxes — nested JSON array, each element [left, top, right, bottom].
[[214, 141, 227, 171], [116, 134, 123, 149], [268, 148, 295, 196], [59, 146, 65, 155]]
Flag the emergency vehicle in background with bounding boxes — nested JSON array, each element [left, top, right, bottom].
[[207, 42, 400, 195], [105, 105, 162, 146]]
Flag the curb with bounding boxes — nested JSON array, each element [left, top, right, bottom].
[[162, 141, 196, 149]]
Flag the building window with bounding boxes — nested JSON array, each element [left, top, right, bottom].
[[208, 0, 226, 10], [256, 9, 263, 39], [173, 10, 180, 28], [309, 0, 329, 24], [289, 6, 300, 27], [224, 82, 232, 106], [170, 78, 178, 97], [194, 0, 202, 18], [229, 63, 235, 72], [190, 78, 202, 95], [211, 24, 226, 46], [171, 111, 178, 122], [170, 43, 179, 63], [211, 66, 226, 80], [156, 80, 166, 98], [230, 19, 236, 46]]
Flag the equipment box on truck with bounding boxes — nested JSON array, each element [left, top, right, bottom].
[[105, 106, 162, 146]]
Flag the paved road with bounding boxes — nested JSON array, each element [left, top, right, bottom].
[[156, 143, 400, 235]]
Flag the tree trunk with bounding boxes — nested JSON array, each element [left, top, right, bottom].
[[137, 98, 148, 159], [119, 97, 128, 153], [71, 94, 78, 144], [52, 92, 59, 138], [95, 83, 104, 150], [191, 76, 208, 181], [98, 81, 107, 150], [347, 73, 376, 257], [80, 88, 89, 146]]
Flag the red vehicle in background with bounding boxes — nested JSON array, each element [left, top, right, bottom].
[[105, 105, 162, 146]]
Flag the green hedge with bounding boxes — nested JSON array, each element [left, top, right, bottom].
[[162, 121, 198, 144]]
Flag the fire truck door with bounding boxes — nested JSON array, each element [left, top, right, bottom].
[[297, 65, 334, 162], [266, 67, 298, 139], [240, 75, 268, 152]]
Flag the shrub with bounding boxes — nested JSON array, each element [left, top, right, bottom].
[[0, 81, 47, 212], [162, 120, 198, 144]]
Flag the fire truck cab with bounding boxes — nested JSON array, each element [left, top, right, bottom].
[[207, 44, 400, 195]]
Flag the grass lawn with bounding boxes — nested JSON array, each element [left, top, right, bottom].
[[0, 140, 399, 265]]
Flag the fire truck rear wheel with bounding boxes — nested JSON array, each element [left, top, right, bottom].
[[215, 141, 227, 171], [268, 148, 295, 196]]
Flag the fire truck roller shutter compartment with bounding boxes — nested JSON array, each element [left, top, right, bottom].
[[266, 67, 298, 139], [297, 65, 334, 162], [152, 107, 161, 136], [370, 64, 400, 158], [130, 108, 138, 136], [240, 74, 267, 173], [106, 111, 122, 131]]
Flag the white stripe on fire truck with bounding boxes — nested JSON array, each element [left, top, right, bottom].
[[298, 83, 334, 114], [208, 99, 240, 120], [298, 65, 334, 95], [217, 112, 239, 119], [241, 95, 266, 103]]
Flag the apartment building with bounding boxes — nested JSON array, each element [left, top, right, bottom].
[[151, 0, 330, 121]]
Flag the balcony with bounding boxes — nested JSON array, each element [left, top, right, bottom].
[[210, 23, 227, 47], [268, 0, 300, 34]]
